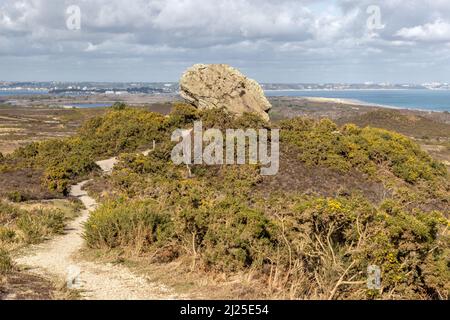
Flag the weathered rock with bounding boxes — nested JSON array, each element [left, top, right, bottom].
[[180, 64, 271, 121]]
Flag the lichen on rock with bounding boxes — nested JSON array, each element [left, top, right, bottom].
[[180, 64, 272, 121]]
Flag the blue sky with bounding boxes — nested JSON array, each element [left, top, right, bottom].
[[1, 0, 450, 83]]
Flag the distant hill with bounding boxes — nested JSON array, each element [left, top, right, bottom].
[[337, 109, 450, 139]]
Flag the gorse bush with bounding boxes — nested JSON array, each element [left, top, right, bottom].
[[12, 138, 97, 194], [84, 199, 173, 252], [85, 196, 277, 272], [3, 103, 448, 299], [165, 103, 200, 129], [264, 196, 449, 299], [82, 105, 449, 299], [165, 103, 269, 131], [6, 105, 445, 195], [280, 118, 447, 183], [78, 108, 165, 156], [111, 102, 127, 110], [7, 108, 166, 194], [200, 201, 275, 272], [84, 192, 449, 299]]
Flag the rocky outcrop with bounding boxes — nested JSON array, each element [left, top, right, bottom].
[[180, 64, 271, 121]]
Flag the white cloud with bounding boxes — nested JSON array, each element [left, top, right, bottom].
[[1, 0, 450, 82], [396, 20, 450, 42]]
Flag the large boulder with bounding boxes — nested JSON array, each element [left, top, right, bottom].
[[180, 64, 271, 121]]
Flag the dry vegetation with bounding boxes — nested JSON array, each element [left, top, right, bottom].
[[0, 105, 105, 154], [79, 104, 448, 300], [0, 102, 173, 155], [270, 97, 450, 170], [1, 100, 449, 300], [0, 198, 82, 299]]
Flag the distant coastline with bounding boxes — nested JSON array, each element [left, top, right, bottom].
[[265, 89, 450, 112], [286, 96, 439, 113], [2, 88, 450, 113]]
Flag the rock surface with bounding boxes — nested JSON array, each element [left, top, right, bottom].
[[180, 64, 271, 121]]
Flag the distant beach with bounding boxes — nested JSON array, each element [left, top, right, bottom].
[[265, 89, 450, 112]]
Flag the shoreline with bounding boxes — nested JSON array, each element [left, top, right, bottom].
[[264, 88, 450, 92], [271, 96, 449, 114], [1, 91, 449, 114]]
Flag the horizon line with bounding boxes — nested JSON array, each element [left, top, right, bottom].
[[1, 81, 448, 86]]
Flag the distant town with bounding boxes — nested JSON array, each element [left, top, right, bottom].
[[1, 81, 450, 96], [0, 82, 179, 95]]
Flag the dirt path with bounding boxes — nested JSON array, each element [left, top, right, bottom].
[[15, 155, 178, 300]]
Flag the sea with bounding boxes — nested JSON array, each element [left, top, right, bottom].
[[265, 89, 450, 112], [2, 89, 450, 112]]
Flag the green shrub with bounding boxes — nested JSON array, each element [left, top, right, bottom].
[[201, 201, 276, 272], [263, 195, 450, 299], [7, 191, 28, 203], [234, 112, 270, 129], [3, 103, 448, 299], [111, 102, 127, 110], [364, 201, 449, 297], [17, 209, 65, 244], [78, 108, 165, 156], [165, 103, 200, 129], [84, 199, 173, 252], [281, 117, 447, 183], [80, 105, 449, 299], [165, 103, 269, 131], [10, 108, 166, 194]]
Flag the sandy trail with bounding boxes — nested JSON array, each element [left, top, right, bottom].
[[15, 155, 178, 300]]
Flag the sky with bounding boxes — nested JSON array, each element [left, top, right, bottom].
[[1, 0, 450, 83]]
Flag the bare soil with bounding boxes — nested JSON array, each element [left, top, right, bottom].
[[0, 271, 55, 300], [13, 155, 180, 300]]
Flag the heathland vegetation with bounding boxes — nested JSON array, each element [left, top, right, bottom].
[[1, 103, 449, 299], [0, 198, 81, 298]]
